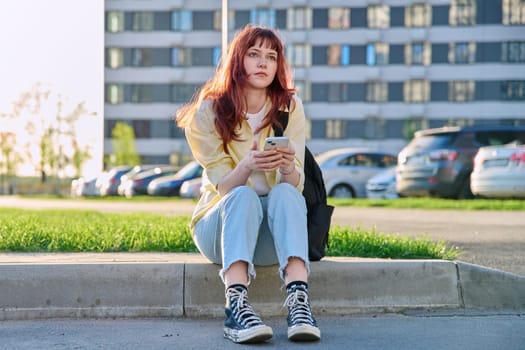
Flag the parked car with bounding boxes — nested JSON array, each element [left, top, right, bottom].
[[122, 165, 179, 197], [96, 165, 133, 196], [396, 125, 525, 199], [366, 167, 399, 199], [147, 161, 203, 196], [316, 148, 397, 198], [70, 177, 100, 197], [470, 143, 525, 198], [179, 177, 203, 199], [117, 165, 162, 196]]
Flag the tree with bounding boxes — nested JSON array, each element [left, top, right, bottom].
[[71, 140, 91, 179], [109, 122, 140, 166], [2, 83, 99, 193], [0, 132, 22, 194]]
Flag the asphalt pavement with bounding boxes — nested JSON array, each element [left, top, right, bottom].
[[1, 313, 524, 350]]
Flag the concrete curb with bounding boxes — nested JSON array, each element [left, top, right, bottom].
[[1, 254, 524, 320]]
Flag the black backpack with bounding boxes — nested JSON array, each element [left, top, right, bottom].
[[273, 110, 334, 261]]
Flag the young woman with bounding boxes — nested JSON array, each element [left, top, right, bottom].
[[176, 25, 320, 344]]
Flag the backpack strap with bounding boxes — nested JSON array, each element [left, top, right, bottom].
[[272, 100, 290, 137]]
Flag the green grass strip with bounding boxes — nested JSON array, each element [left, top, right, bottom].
[[329, 197, 525, 210], [0, 209, 197, 253], [327, 225, 458, 260], [0, 208, 458, 260]]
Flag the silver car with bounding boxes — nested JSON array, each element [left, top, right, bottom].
[[317, 148, 397, 198], [470, 144, 525, 198], [366, 167, 399, 199]]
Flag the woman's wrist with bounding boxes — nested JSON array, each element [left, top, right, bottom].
[[279, 163, 295, 175]]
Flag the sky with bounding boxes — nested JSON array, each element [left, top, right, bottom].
[[0, 0, 104, 178]]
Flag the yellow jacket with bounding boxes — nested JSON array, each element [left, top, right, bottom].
[[185, 95, 306, 231]]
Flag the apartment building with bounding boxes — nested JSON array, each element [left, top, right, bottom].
[[104, 0, 525, 164]]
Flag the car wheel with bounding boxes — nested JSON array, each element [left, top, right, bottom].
[[330, 184, 354, 198]]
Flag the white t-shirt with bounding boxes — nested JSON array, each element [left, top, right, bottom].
[[246, 106, 271, 195]]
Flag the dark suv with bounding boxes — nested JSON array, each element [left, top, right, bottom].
[[396, 125, 525, 199]]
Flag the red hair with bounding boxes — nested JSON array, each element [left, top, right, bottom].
[[176, 25, 295, 154]]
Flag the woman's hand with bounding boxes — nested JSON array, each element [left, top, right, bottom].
[[276, 144, 296, 175], [240, 141, 285, 173]]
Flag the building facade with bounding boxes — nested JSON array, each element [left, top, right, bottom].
[[104, 0, 525, 165]]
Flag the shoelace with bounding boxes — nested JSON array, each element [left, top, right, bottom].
[[226, 288, 263, 328], [284, 289, 315, 326]]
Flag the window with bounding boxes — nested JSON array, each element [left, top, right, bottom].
[[328, 83, 350, 102], [449, 0, 476, 26], [214, 10, 235, 31], [405, 42, 431, 65], [366, 81, 388, 102], [288, 7, 311, 29], [404, 80, 430, 103], [131, 85, 152, 103], [172, 10, 192, 31], [132, 12, 154, 31], [501, 81, 525, 100], [368, 4, 390, 28], [172, 84, 199, 103], [328, 45, 351, 66], [213, 47, 221, 66], [132, 120, 151, 139], [328, 8, 350, 29], [326, 119, 347, 139], [449, 81, 475, 102], [171, 47, 189, 66], [365, 117, 386, 139], [106, 11, 124, 33], [295, 80, 311, 102], [405, 3, 431, 27], [502, 42, 525, 62], [366, 43, 389, 65], [403, 118, 429, 140], [107, 48, 123, 68], [105, 84, 123, 104], [287, 44, 311, 67], [191, 48, 215, 66], [250, 9, 276, 27], [131, 48, 152, 67], [449, 42, 476, 64], [502, 0, 525, 25]]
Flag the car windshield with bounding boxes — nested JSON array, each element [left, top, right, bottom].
[[173, 162, 199, 179], [406, 133, 455, 152], [315, 151, 341, 165]]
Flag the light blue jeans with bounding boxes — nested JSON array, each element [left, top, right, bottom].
[[193, 183, 309, 284]]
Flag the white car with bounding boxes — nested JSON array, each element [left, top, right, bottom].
[[316, 148, 397, 198], [179, 177, 203, 199], [366, 167, 399, 199], [470, 144, 525, 198]]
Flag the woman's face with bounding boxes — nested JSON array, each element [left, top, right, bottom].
[[243, 40, 278, 91]]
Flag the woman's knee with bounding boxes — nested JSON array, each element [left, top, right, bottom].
[[268, 183, 300, 200], [225, 185, 259, 205], [268, 183, 306, 210]]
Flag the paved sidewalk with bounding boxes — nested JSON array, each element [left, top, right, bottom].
[[1, 253, 524, 321]]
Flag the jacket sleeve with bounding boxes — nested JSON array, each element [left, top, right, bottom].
[[185, 101, 233, 191]]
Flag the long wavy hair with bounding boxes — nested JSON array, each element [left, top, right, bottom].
[[176, 25, 295, 154]]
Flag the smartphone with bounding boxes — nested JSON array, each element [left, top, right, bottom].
[[264, 136, 289, 150]]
